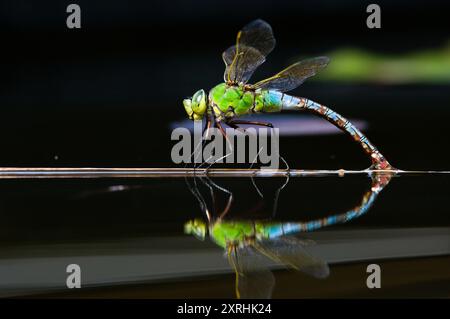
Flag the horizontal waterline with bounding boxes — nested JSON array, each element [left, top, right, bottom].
[[0, 167, 448, 178]]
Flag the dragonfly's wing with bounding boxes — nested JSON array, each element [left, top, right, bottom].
[[253, 56, 330, 92], [223, 19, 276, 84], [223, 45, 266, 85], [228, 245, 275, 299], [254, 236, 330, 279]]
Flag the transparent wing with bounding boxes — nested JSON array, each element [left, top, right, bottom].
[[223, 45, 266, 85], [228, 245, 275, 299], [254, 236, 330, 279], [253, 56, 330, 92], [223, 19, 276, 84]]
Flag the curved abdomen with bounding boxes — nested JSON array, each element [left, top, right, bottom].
[[259, 91, 392, 170]]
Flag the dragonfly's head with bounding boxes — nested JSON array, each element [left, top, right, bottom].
[[184, 218, 207, 240], [183, 89, 207, 121]]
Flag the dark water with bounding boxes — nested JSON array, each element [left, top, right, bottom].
[[0, 174, 449, 243], [0, 173, 449, 298]]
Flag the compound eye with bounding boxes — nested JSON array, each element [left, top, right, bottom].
[[191, 89, 206, 115], [183, 99, 193, 119]]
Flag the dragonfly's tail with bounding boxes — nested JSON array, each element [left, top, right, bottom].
[[281, 95, 395, 171], [263, 171, 392, 238]]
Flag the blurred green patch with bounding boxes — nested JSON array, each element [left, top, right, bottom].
[[310, 41, 450, 84]]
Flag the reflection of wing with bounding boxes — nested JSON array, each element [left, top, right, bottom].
[[254, 236, 330, 279], [223, 19, 276, 84], [253, 57, 330, 92], [227, 245, 275, 299]]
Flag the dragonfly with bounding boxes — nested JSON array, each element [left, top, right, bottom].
[[182, 19, 393, 171], [185, 172, 393, 298], [185, 218, 329, 298]]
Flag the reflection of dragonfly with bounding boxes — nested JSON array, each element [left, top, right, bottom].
[[185, 173, 393, 298], [182, 19, 393, 170]]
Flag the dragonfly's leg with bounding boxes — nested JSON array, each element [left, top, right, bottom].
[[187, 116, 210, 214], [271, 154, 290, 217], [183, 115, 215, 220], [198, 176, 218, 215], [250, 147, 265, 199], [225, 121, 247, 134], [197, 159, 234, 218], [217, 185, 234, 220], [184, 114, 212, 172], [299, 98, 394, 170], [225, 122, 250, 137], [227, 119, 274, 128], [215, 119, 227, 139], [196, 114, 213, 167], [201, 174, 233, 221], [185, 175, 211, 221], [215, 119, 234, 155], [203, 113, 213, 140]]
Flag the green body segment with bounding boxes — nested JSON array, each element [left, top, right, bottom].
[[209, 83, 283, 118], [210, 221, 272, 248]]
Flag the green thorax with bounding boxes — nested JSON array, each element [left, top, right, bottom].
[[210, 220, 269, 248], [208, 83, 282, 119]]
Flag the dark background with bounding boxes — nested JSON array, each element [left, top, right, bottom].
[[1, 0, 449, 170], [0, 2, 449, 299]]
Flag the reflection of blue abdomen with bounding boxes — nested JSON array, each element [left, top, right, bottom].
[[264, 189, 379, 239]]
